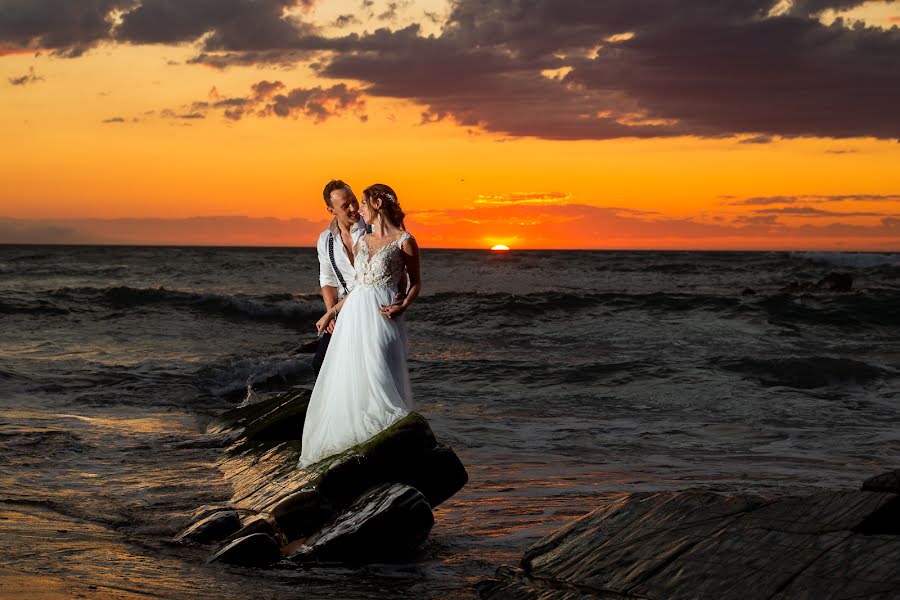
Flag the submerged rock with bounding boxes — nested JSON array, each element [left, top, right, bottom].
[[193, 388, 467, 566], [208, 532, 281, 568], [287, 483, 434, 565], [480, 473, 900, 599]]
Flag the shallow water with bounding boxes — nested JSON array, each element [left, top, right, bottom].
[[1, 246, 898, 598]]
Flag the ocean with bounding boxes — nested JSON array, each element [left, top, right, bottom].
[[1, 245, 898, 599]]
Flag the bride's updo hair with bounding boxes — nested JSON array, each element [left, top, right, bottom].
[[363, 183, 405, 230]]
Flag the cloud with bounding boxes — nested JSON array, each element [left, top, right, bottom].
[[314, 0, 900, 140], [754, 206, 899, 217], [8, 66, 43, 86], [732, 194, 900, 205], [3, 0, 900, 141], [334, 14, 360, 28], [0, 0, 133, 57], [0, 216, 326, 246], [169, 81, 366, 122], [101, 116, 126, 123]]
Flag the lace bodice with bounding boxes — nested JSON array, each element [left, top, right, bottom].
[[354, 232, 412, 290]]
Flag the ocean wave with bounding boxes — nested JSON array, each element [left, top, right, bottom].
[[791, 252, 900, 269], [0, 262, 128, 276], [411, 357, 672, 387], [198, 354, 312, 399], [759, 291, 900, 327], [712, 356, 893, 389], [0, 430, 91, 453], [0, 298, 70, 316], [415, 290, 741, 321], [48, 285, 320, 324]]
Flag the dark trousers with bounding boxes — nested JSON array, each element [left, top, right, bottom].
[[312, 332, 331, 376]]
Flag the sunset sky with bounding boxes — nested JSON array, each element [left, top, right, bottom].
[[2, 0, 899, 250]]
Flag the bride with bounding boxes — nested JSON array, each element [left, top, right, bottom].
[[298, 183, 421, 468]]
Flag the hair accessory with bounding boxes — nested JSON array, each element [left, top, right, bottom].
[[384, 193, 396, 203]]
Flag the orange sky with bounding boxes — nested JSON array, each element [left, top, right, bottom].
[[1, 0, 899, 250]]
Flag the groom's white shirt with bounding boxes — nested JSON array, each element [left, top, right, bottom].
[[316, 216, 366, 300]]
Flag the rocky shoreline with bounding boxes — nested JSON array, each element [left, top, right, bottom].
[[478, 470, 900, 599], [176, 389, 468, 567]]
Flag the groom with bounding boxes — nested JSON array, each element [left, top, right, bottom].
[[313, 179, 366, 375]]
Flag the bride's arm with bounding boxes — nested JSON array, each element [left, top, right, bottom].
[[381, 237, 420, 319]]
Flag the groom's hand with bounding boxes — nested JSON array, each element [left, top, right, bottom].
[[326, 317, 336, 334]]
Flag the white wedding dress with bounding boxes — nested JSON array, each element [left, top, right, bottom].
[[297, 232, 415, 468]]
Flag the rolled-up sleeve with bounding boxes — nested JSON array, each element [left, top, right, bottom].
[[317, 233, 339, 289]]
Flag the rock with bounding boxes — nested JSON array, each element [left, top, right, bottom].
[[195, 389, 467, 566], [480, 484, 900, 600], [741, 287, 756, 296], [292, 339, 320, 354], [287, 483, 433, 565], [862, 469, 900, 494], [190, 503, 236, 522], [208, 533, 281, 568], [175, 510, 242, 545], [207, 389, 312, 449], [270, 489, 333, 540], [222, 513, 280, 544]]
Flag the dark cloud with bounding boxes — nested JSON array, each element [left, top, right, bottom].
[[0, 0, 319, 57], [8, 66, 43, 85], [315, 0, 900, 140], [739, 135, 774, 144], [3, 0, 900, 141], [0, 216, 326, 246], [733, 194, 900, 205], [334, 14, 360, 28], [754, 206, 898, 217], [0, 0, 133, 56], [115, 0, 317, 51], [164, 81, 366, 122], [102, 116, 126, 123]]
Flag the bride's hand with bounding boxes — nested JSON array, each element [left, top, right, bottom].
[[379, 303, 405, 320]]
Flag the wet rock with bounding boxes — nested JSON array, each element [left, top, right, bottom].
[[861, 469, 900, 494], [292, 339, 320, 354], [222, 513, 280, 544], [190, 503, 235, 522], [287, 483, 433, 565], [270, 489, 333, 540], [208, 533, 281, 568], [480, 480, 900, 600], [176, 510, 241, 545], [207, 389, 312, 450], [195, 389, 467, 566]]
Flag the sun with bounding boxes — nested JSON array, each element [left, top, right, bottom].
[[490, 244, 510, 251]]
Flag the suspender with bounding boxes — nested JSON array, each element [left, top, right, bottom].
[[327, 232, 351, 296]]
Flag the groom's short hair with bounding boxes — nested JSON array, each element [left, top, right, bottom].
[[323, 180, 355, 207]]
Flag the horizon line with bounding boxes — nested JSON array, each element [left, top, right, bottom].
[[1, 242, 897, 254]]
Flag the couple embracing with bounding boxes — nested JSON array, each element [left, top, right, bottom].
[[298, 180, 421, 468]]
